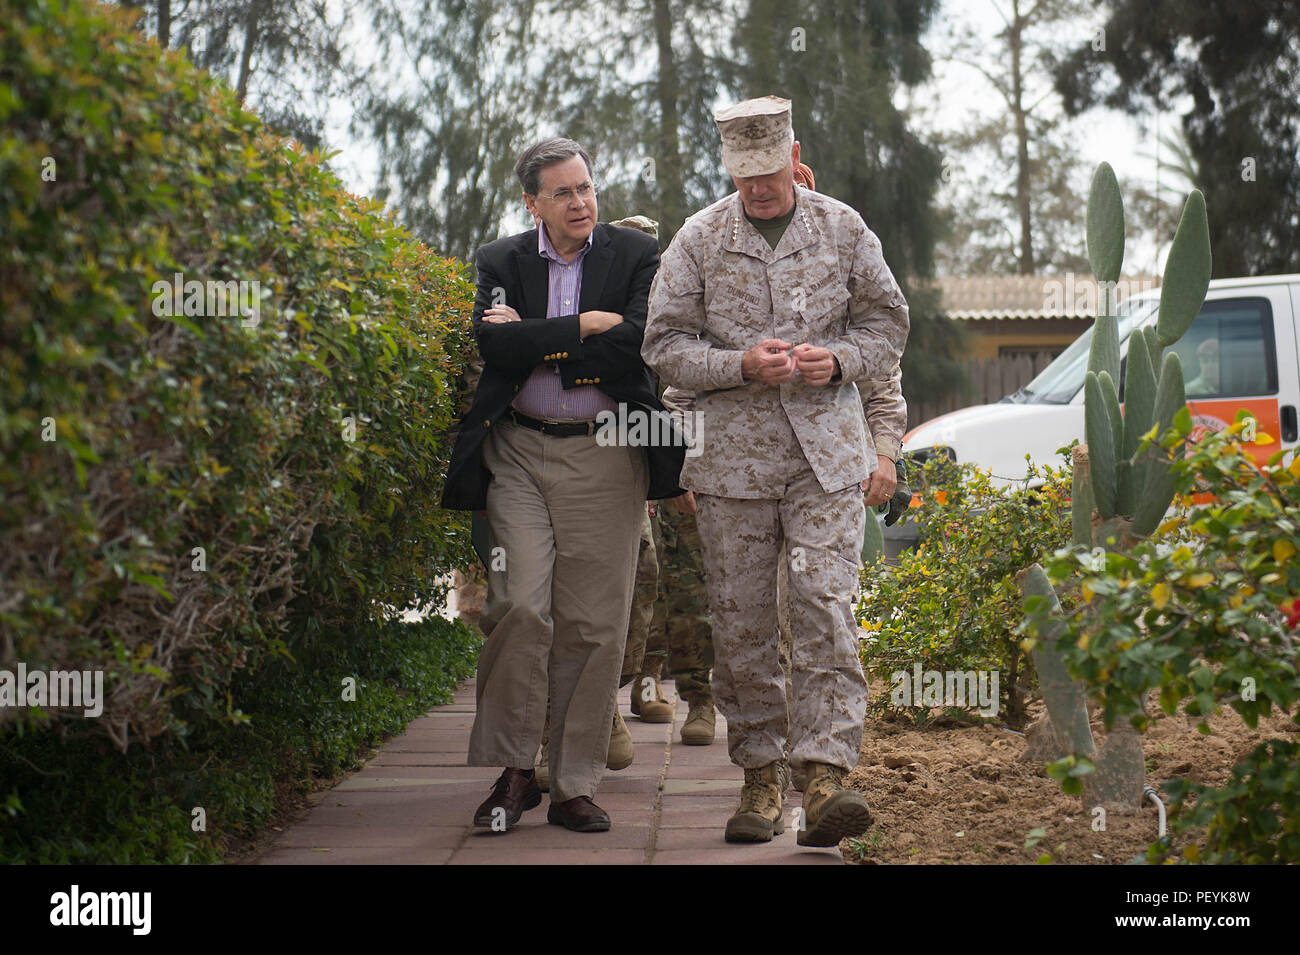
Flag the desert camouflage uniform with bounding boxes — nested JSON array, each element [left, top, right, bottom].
[[621, 511, 664, 684], [651, 501, 713, 697], [776, 363, 907, 779], [642, 186, 909, 776]]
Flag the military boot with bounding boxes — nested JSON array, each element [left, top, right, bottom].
[[797, 762, 872, 847], [680, 692, 716, 745], [607, 708, 634, 771], [724, 762, 785, 843], [775, 756, 792, 795], [629, 675, 674, 723]]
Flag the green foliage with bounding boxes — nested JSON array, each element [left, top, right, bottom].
[[0, 616, 481, 863], [858, 455, 1074, 727], [1027, 418, 1300, 863], [1086, 162, 1125, 286], [1027, 160, 1213, 819], [1131, 353, 1187, 537], [0, 0, 476, 745], [1156, 190, 1213, 346], [1056, 4, 1299, 278], [1084, 372, 1118, 518], [1154, 739, 1300, 865], [1120, 328, 1157, 461]]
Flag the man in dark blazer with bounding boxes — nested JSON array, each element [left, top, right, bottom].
[[442, 138, 685, 833]]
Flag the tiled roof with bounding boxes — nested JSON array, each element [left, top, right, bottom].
[[936, 274, 1161, 320]]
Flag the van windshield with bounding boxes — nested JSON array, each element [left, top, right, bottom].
[[1007, 297, 1159, 404]]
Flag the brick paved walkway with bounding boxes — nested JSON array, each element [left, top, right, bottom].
[[255, 678, 845, 865]]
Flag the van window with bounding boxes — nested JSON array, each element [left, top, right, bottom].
[[1013, 297, 1157, 404], [1174, 298, 1276, 398]]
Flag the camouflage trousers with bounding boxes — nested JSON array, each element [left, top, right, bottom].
[[621, 505, 714, 701], [649, 503, 713, 700], [695, 467, 868, 775], [621, 511, 661, 686]]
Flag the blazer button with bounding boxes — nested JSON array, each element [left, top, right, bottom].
[[483, 420, 491, 428], [593, 377, 601, 383]]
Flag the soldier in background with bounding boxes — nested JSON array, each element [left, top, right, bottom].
[[649, 384, 717, 745]]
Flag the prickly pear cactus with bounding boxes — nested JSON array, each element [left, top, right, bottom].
[[1024, 162, 1212, 810]]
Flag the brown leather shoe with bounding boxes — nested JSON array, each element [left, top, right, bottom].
[[547, 795, 611, 832], [472, 768, 541, 831]]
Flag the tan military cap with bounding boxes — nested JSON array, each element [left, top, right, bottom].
[[714, 96, 794, 177], [609, 215, 659, 240]]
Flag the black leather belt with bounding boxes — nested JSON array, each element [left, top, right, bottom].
[[509, 409, 598, 437]]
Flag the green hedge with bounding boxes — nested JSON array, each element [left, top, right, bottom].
[[0, 616, 482, 864], [0, 0, 476, 746], [857, 456, 1075, 727]]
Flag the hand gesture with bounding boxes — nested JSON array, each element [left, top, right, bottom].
[[742, 338, 796, 386], [791, 343, 839, 387], [483, 304, 521, 324]]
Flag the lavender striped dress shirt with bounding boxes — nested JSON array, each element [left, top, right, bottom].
[[511, 225, 619, 421]]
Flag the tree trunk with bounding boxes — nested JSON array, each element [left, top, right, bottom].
[[1010, 0, 1034, 274], [157, 0, 170, 48], [652, 0, 685, 241], [236, 1, 262, 105]]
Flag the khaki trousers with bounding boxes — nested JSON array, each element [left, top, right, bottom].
[[468, 420, 648, 803], [694, 466, 868, 777]]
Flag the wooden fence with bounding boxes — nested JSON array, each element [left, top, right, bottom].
[[907, 350, 1060, 432]]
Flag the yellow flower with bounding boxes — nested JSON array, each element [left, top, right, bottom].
[[1152, 582, 1171, 610]]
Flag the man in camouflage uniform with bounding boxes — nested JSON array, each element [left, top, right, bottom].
[[645, 442, 716, 744], [611, 217, 680, 732], [776, 362, 906, 786], [642, 96, 909, 846]]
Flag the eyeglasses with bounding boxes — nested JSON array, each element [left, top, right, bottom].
[[537, 182, 597, 204]]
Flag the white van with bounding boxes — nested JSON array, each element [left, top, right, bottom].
[[902, 274, 1300, 481]]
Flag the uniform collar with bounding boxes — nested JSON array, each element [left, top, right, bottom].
[[723, 188, 818, 262]]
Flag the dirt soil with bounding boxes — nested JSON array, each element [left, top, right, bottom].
[[841, 687, 1298, 865]]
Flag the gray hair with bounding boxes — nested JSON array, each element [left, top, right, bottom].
[[515, 138, 594, 196]]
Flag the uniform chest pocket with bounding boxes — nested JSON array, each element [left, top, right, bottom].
[[798, 285, 851, 332], [708, 284, 772, 336]]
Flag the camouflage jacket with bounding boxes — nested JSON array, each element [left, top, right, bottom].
[[643, 188, 909, 497], [663, 360, 905, 467]]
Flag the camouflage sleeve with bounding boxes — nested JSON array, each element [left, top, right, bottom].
[[660, 385, 697, 414], [826, 225, 909, 385], [642, 238, 746, 391], [858, 362, 906, 461]]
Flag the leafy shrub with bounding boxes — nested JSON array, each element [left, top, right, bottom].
[[0, 616, 481, 863], [1029, 413, 1300, 862], [857, 454, 1074, 726], [0, 0, 475, 747]]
